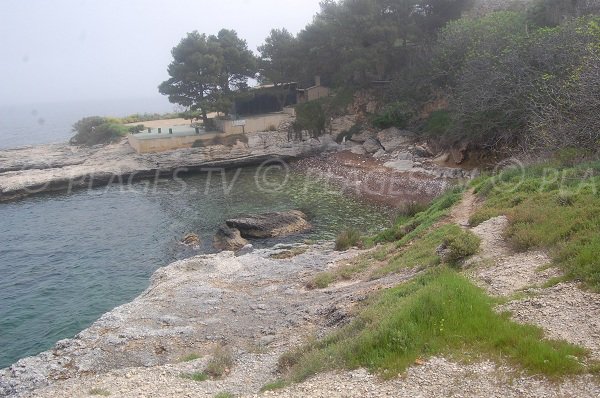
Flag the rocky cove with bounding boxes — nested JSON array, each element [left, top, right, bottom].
[[0, 127, 476, 397]]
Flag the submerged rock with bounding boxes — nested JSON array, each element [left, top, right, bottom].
[[225, 210, 311, 239], [181, 233, 200, 246], [213, 226, 249, 252]]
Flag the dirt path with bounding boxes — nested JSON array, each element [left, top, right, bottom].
[[466, 213, 600, 360]]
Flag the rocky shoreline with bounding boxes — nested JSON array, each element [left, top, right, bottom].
[[0, 127, 475, 205], [0, 127, 481, 396], [0, 243, 415, 397]]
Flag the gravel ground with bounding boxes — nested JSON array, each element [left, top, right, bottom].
[[252, 358, 600, 398]]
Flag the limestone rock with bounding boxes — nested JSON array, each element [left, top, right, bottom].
[[213, 226, 249, 251], [376, 127, 415, 152], [350, 130, 376, 143], [350, 145, 367, 155], [383, 159, 414, 172], [362, 137, 383, 154], [226, 210, 311, 239]]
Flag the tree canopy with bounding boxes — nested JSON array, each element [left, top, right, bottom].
[[158, 29, 256, 123]]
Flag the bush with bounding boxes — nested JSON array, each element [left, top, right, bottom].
[[70, 116, 128, 146], [371, 101, 413, 130], [205, 346, 233, 378], [335, 228, 362, 251], [423, 110, 453, 137], [442, 229, 481, 265], [294, 101, 327, 139]]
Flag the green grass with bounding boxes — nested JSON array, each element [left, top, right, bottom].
[[180, 372, 209, 382], [442, 228, 481, 266], [180, 353, 202, 362], [469, 160, 600, 291], [368, 222, 479, 275], [89, 388, 111, 396], [280, 267, 592, 383], [260, 379, 289, 392], [307, 272, 336, 289], [369, 186, 464, 247], [335, 228, 362, 251], [214, 392, 235, 398]]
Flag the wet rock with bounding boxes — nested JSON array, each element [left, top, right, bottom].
[[376, 127, 415, 152], [213, 226, 248, 252], [226, 210, 311, 239], [181, 233, 200, 246]]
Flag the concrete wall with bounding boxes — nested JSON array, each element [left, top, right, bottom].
[[215, 112, 291, 135], [128, 133, 219, 154], [298, 86, 331, 103]]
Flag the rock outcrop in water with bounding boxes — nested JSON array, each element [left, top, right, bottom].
[[212, 225, 249, 251], [225, 210, 311, 239]]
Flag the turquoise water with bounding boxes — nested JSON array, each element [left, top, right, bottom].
[[0, 167, 391, 368]]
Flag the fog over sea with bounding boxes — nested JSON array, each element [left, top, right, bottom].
[[0, 97, 174, 149]]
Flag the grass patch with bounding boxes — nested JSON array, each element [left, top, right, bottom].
[[270, 247, 308, 260], [335, 228, 362, 251], [205, 346, 233, 379], [369, 186, 464, 247], [307, 272, 336, 289], [89, 388, 110, 396], [260, 379, 289, 392], [180, 353, 202, 362], [180, 372, 209, 382], [372, 224, 462, 278], [308, 255, 375, 289], [280, 267, 591, 383], [214, 393, 235, 398], [469, 160, 600, 291]]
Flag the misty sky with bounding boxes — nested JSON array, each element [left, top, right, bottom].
[[0, 0, 322, 106]]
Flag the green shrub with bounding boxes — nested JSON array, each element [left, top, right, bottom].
[[423, 110, 453, 136], [294, 101, 327, 138], [335, 228, 362, 251], [70, 116, 128, 146], [371, 101, 413, 129], [442, 229, 481, 265]]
